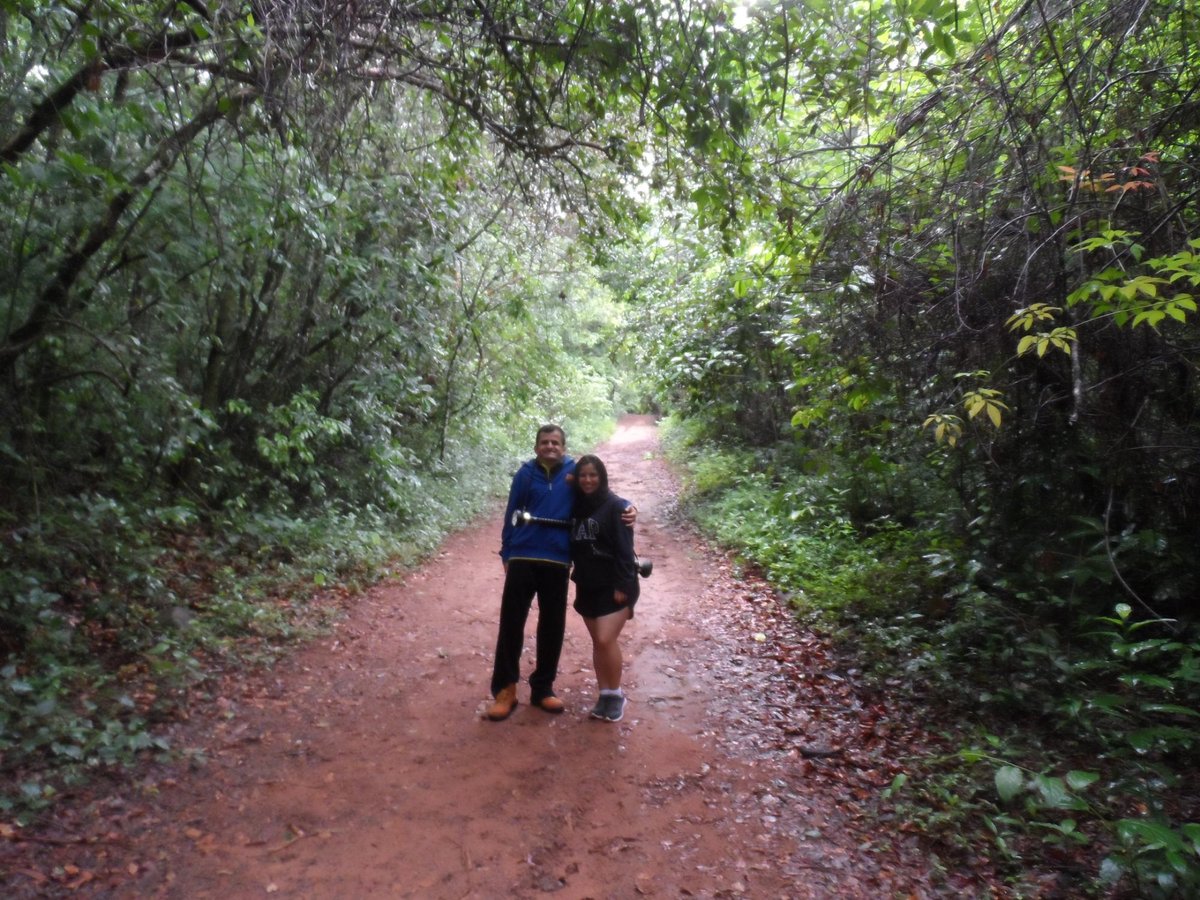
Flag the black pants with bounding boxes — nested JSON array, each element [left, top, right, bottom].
[[490, 559, 569, 699]]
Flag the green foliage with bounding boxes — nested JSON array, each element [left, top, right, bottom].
[[1068, 234, 1200, 329], [629, 0, 1200, 886], [924, 604, 1200, 896], [1, 0, 659, 817], [0, 416, 536, 817], [662, 417, 948, 628], [1109, 819, 1200, 898]]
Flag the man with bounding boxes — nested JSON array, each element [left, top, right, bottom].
[[487, 424, 634, 720]]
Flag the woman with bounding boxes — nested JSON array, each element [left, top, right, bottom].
[[569, 454, 640, 722]]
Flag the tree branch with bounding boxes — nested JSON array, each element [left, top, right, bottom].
[[1, 27, 204, 165], [1, 88, 260, 368]]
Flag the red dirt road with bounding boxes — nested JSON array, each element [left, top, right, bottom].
[[3, 416, 969, 898]]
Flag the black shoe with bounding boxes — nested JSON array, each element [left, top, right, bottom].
[[589, 697, 606, 720]]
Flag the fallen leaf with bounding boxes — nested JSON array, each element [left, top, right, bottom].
[[64, 870, 95, 890]]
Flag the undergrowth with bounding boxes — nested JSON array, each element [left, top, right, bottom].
[[659, 415, 1200, 898], [0, 491, 474, 821], [0, 415, 618, 823]]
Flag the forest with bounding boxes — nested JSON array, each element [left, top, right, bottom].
[[1, 0, 1197, 895]]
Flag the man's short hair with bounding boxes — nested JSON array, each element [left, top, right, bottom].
[[537, 423, 566, 445]]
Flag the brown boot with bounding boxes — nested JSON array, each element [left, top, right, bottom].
[[532, 693, 564, 714], [487, 684, 518, 721]]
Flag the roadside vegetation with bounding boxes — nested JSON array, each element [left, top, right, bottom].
[[659, 413, 1197, 897]]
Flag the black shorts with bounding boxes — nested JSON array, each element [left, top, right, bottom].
[[573, 583, 637, 619]]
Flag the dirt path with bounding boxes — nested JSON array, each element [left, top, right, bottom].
[[4, 416, 982, 898]]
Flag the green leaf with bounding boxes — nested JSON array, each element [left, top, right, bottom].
[[1141, 703, 1199, 718], [1034, 775, 1083, 810], [1118, 819, 1187, 853], [1127, 726, 1195, 752], [995, 765, 1025, 802], [932, 25, 955, 59], [1119, 673, 1174, 690], [1182, 823, 1200, 852], [1066, 770, 1099, 791]]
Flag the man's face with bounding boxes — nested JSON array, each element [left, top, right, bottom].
[[534, 430, 565, 467]]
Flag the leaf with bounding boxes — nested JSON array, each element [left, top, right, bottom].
[[1066, 770, 1099, 791], [1034, 775, 1082, 810], [1141, 703, 1199, 718], [1119, 673, 1174, 690], [995, 765, 1024, 802], [1127, 726, 1195, 751], [1099, 858, 1125, 884], [932, 26, 955, 59], [1183, 823, 1200, 853], [1118, 818, 1187, 853]]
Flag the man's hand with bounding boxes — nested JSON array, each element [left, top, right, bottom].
[[614, 590, 628, 606], [621, 504, 638, 526]]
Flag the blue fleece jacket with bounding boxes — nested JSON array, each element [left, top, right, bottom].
[[500, 456, 576, 565]]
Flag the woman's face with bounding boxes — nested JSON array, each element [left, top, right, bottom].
[[576, 463, 601, 495]]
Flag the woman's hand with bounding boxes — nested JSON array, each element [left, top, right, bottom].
[[621, 504, 637, 526]]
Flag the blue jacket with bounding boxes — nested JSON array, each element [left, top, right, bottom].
[[500, 456, 576, 565]]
